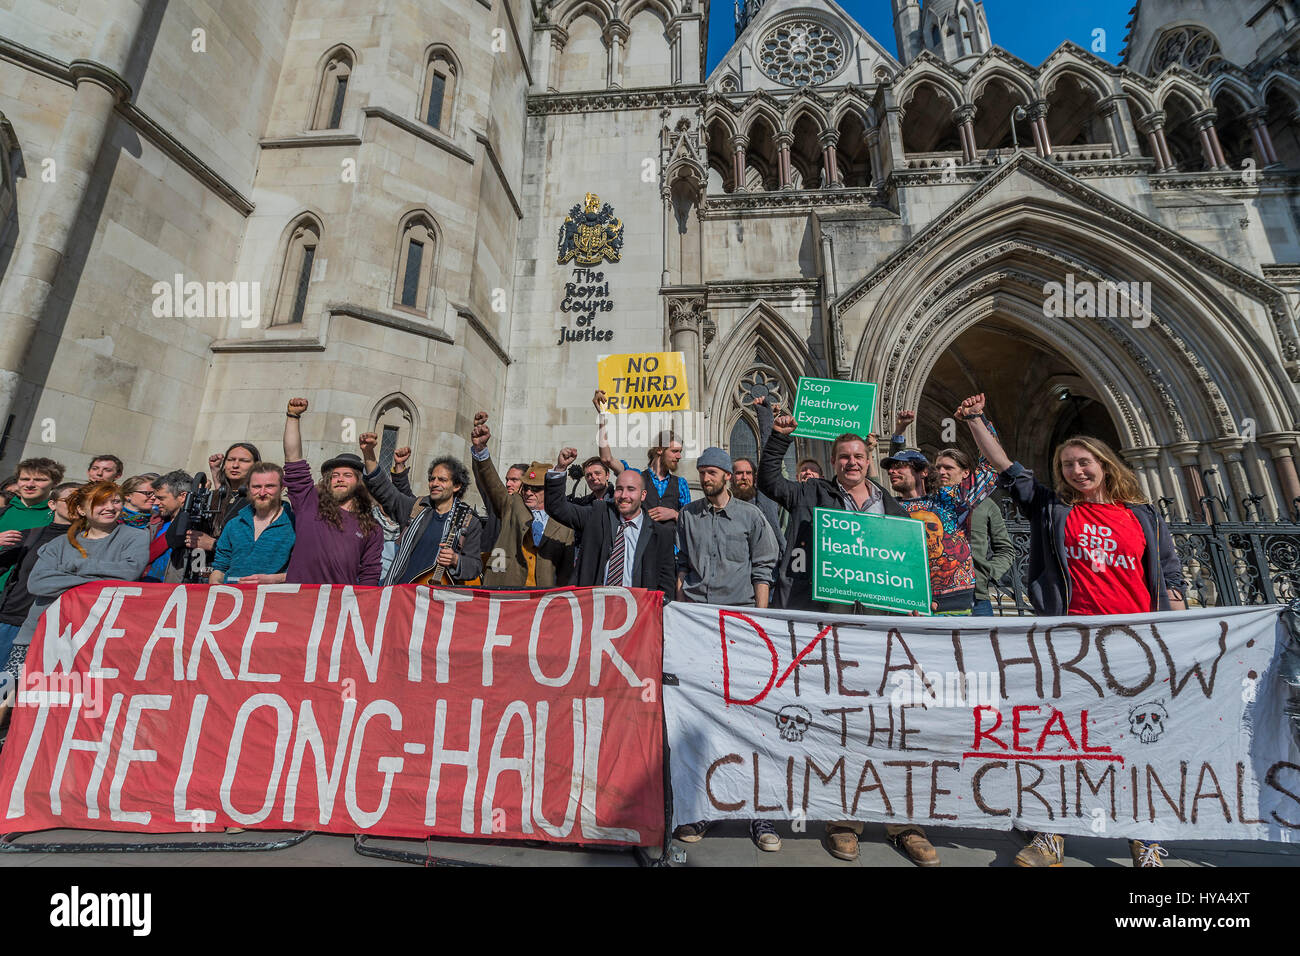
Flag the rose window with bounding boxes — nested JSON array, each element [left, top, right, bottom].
[[757, 21, 846, 87], [1151, 28, 1220, 76]]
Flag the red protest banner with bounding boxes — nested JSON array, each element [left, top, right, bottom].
[[0, 583, 664, 847]]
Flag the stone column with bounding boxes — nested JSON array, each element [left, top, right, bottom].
[[666, 21, 682, 86], [865, 126, 884, 184], [953, 104, 976, 163], [819, 232, 838, 302], [1098, 96, 1132, 156], [0, 2, 149, 437], [880, 86, 908, 176], [1190, 109, 1226, 170], [775, 130, 794, 189], [668, 296, 706, 407], [730, 133, 748, 193], [1210, 437, 1253, 519], [604, 20, 628, 89], [1260, 431, 1300, 520], [1122, 446, 1164, 506], [537, 25, 567, 92], [1136, 112, 1173, 171], [819, 128, 842, 187], [1028, 102, 1050, 158], [1246, 108, 1280, 166], [1168, 441, 1207, 521]]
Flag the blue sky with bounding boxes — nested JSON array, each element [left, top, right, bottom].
[[706, 0, 1137, 72]]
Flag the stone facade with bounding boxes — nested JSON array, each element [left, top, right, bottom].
[[1, 0, 1299, 523]]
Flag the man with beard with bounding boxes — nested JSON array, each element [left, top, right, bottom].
[[208, 463, 296, 585], [673, 446, 780, 850], [569, 457, 613, 505], [594, 390, 690, 539], [281, 397, 383, 585], [730, 457, 782, 541], [359, 432, 482, 585], [543, 447, 673, 600]]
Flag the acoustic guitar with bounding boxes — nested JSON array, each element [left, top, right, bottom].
[[409, 499, 483, 587]]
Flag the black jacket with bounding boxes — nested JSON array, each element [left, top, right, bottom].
[[364, 466, 483, 585], [758, 430, 907, 610], [0, 523, 69, 624], [998, 461, 1183, 615], [544, 473, 674, 601]]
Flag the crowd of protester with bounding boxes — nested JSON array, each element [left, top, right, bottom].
[[0, 387, 1185, 867]]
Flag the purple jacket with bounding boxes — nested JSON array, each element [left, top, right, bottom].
[[283, 459, 382, 586]]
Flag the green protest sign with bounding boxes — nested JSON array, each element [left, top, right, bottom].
[[791, 377, 877, 442], [811, 508, 932, 613]]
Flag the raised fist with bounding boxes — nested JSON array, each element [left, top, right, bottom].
[[470, 415, 491, 450], [208, 453, 224, 470], [593, 389, 608, 413], [557, 446, 578, 469], [287, 397, 309, 417], [392, 446, 411, 472], [957, 393, 986, 420], [358, 432, 378, 455], [894, 409, 916, 433], [772, 413, 796, 436]]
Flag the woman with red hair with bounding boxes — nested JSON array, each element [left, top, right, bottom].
[[3, 481, 148, 692]]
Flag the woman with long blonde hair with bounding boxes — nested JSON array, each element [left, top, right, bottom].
[[960, 393, 1185, 870]]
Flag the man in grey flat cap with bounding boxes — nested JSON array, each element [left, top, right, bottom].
[[672, 446, 782, 853]]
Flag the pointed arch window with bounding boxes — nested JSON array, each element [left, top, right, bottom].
[[373, 395, 418, 472], [393, 213, 438, 313], [959, 10, 974, 54], [422, 48, 458, 132], [312, 49, 353, 130], [272, 218, 321, 326]]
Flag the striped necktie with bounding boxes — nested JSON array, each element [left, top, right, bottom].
[[605, 517, 631, 586]]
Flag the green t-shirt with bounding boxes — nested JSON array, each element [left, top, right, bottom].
[[0, 497, 54, 590]]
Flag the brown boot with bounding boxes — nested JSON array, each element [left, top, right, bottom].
[[1015, 831, 1065, 867], [890, 826, 940, 867], [825, 824, 859, 861]]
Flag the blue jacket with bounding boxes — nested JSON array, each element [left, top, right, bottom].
[[998, 462, 1184, 615], [212, 504, 295, 581]]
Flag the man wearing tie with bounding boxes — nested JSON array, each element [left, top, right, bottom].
[[544, 447, 675, 601]]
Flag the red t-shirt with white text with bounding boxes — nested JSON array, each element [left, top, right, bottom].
[[1064, 502, 1150, 615]]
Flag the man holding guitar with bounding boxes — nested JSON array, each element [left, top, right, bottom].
[[358, 433, 482, 586]]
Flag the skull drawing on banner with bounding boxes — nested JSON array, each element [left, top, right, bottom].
[[1128, 700, 1169, 743], [775, 704, 812, 742]]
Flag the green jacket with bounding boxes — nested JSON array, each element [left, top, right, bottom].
[[968, 495, 1014, 601], [0, 497, 54, 590]]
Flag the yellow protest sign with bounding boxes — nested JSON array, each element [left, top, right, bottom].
[[597, 352, 691, 413]]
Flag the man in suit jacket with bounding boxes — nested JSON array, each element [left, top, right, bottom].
[[469, 413, 574, 588], [544, 447, 674, 602]]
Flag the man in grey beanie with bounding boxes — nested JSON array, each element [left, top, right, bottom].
[[672, 446, 783, 853]]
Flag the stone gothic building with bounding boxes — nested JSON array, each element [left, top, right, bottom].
[[1, 0, 1299, 521]]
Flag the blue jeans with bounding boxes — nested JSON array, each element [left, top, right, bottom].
[[972, 599, 994, 617]]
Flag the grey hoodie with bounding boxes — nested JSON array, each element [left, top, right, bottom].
[[17, 524, 149, 646]]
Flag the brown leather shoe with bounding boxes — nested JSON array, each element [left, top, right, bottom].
[[826, 824, 859, 861], [891, 826, 940, 866]]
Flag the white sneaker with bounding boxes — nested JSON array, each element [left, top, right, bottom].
[[750, 819, 782, 852]]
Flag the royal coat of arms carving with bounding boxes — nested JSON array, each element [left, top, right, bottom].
[[557, 192, 624, 265]]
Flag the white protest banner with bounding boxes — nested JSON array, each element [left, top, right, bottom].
[[664, 602, 1300, 841]]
